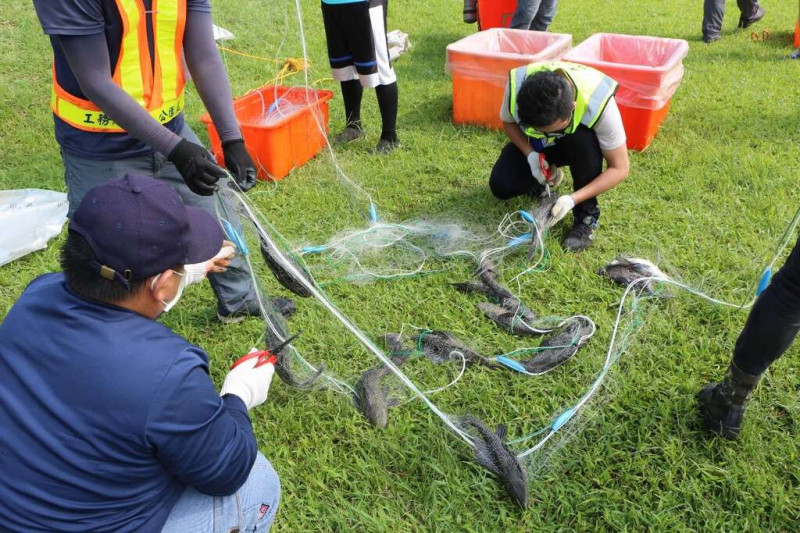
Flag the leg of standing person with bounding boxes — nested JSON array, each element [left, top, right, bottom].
[[699, 233, 800, 439], [509, 0, 543, 30], [161, 453, 281, 533], [542, 126, 603, 251], [702, 0, 726, 42], [322, 2, 367, 143], [736, 0, 765, 28], [489, 142, 545, 200], [369, 0, 399, 153], [62, 131, 293, 320], [529, 0, 557, 31], [153, 123, 261, 318], [62, 152, 154, 218]]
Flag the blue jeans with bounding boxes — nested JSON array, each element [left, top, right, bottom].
[[162, 453, 281, 533], [509, 0, 558, 31], [61, 124, 258, 316]]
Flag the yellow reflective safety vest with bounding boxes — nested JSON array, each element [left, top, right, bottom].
[[508, 61, 618, 141], [50, 0, 187, 133]]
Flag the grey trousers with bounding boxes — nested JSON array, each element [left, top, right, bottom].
[[61, 124, 258, 316], [509, 0, 558, 31], [702, 0, 761, 37]]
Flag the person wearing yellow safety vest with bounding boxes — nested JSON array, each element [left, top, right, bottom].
[[31, 0, 293, 322], [490, 61, 630, 252]]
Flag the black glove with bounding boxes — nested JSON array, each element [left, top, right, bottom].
[[168, 139, 227, 196], [222, 139, 258, 191]]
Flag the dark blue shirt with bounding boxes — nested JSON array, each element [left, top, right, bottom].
[[0, 273, 257, 532], [32, 0, 210, 160]]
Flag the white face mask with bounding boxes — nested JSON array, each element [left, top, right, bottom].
[[150, 270, 186, 313]]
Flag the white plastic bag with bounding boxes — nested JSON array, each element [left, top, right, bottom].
[[0, 189, 68, 267], [387, 30, 411, 62]]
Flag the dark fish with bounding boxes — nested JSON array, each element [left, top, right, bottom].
[[451, 281, 493, 297], [380, 333, 413, 355], [526, 195, 559, 259], [264, 318, 325, 388], [412, 329, 496, 368], [597, 257, 669, 297], [476, 259, 515, 301], [462, 415, 528, 508], [520, 319, 592, 374], [353, 356, 406, 429], [258, 234, 313, 298], [478, 302, 539, 336], [528, 194, 559, 232]]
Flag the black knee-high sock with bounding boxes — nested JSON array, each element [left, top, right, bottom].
[[375, 82, 398, 142], [341, 80, 363, 129]]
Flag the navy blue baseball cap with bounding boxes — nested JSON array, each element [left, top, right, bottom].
[[69, 175, 225, 288]]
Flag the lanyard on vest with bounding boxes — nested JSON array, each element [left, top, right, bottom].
[[50, 0, 187, 133]]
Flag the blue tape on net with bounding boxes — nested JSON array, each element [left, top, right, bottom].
[[756, 267, 772, 296], [369, 203, 379, 223], [551, 408, 575, 432], [495, 356, 527, 373], [507, 233, 532, 248], [223, 220, 249, 256], [301, 245, 328, 254], [519, 210, 535, 224]]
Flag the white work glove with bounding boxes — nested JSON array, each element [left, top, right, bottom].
[[184, 243, 236, 286], [526, 151, 548, 186], [550, 195, 575, 225], [220, 348, 275, 410]]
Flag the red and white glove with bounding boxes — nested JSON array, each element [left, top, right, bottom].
[[220, 348, 275, 410]]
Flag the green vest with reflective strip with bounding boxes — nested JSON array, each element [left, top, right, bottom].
[[508, 61, 619, 139]]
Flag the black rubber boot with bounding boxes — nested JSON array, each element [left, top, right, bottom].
[[697, 362, 761, 440], [563, 216, 598, 252]]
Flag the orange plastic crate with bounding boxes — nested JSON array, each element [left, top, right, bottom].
[[477, 0, 518, 30], [201, 85, 334, 181], [618, 100, 671, 151], [446, 29, 572, 130], [564, 33, 688, 150]]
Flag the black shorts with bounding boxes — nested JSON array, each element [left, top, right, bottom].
[[321, 0, 395, 88]]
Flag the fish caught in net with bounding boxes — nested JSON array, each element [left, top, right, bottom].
[[462, 415, 528, 508], [517, 318, 594, 374], [597, 256, 670, 297], [353, 356, 408, 428]]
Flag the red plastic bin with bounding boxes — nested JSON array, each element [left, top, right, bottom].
[[563, 33, 688, 150], [201, 85, 333, 181], [446, 28, 572, 130], [477, 0, 518, 30]]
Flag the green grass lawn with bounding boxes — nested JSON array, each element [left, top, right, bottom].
[[2, 0, 800, 530]]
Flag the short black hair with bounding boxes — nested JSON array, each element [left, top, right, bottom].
[[60, 232, 147, 303], [516, 71, 574, 129]]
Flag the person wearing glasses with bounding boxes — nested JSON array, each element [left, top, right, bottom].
[[489, 61, 630, 252]]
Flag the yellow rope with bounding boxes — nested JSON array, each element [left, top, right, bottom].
[[217, 46, 332, 87]]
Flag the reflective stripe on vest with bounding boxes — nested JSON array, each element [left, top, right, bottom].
[[508, 61, 618, 140], [51, 0, 186, 133]]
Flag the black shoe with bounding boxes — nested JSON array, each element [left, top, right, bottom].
[[334, 126, 365, 144], [697, 362, 761, 440], [738, 6, 765, 29], [375, 138, 400, 154], [562, 216, 598, 252], [218, 297, 296, 324], [703, 34, 721, 44]]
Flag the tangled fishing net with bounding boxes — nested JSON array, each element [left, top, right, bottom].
[[207, 0, 800, 508]]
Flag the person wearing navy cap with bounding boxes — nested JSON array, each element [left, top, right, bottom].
[[0, 176, 281, 532]]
